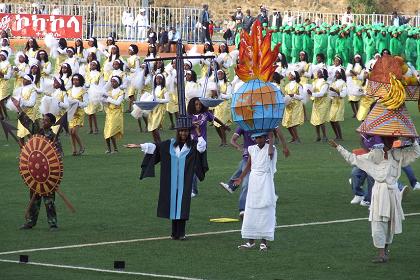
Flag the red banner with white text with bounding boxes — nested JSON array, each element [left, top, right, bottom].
[[0, 13, 83, 38]]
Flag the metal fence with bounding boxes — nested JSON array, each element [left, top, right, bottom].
[[286, 11, 419, 27], [1, 3, 419, 42]]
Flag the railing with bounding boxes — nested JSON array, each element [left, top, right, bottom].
[[285, 11, 419, 26]]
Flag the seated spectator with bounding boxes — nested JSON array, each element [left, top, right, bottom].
[[158, 27, 168, 53], [147, 28, 157, 45], [166, 27, 181, 53]]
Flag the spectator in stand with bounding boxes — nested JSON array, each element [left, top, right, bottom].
[[31, 3, 41, 14], [135, 8, 149, 42], [147, 28, 157, 45], [167, 26, 181, 52], [242, 9, 254, 33], [51, 4, 61, 15], [257, 5, 268, 25], [0, 1, 6, 13], [341, 6, 354, 25], [226, 15, 237, 45], [87, 6, 96, 38], [392, 11, 411, 26], [122, 8, 135, 39], [234, 7, 244, 23], [158, 27, 169, 53], [200, 4, 211, 43], [209, 20, 214, 39], [269, 8, 282, 30], [72, 3, 79, 15], [283, 11, 295, 26]]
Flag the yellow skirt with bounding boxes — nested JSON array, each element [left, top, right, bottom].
[[329, 97, 345, 122], [147, 104, 166, 131], [69, 108, 85, 128], [0, 79, 9, 100], [84, 102, 103, 115], [213, 100, 232, 128], [104, 106, 124, 139], [282, 99, 304, 128], [356, 95, 376, 121], [310, 97, 331, 126], [35, 93, 43, 120], [166, 91, 179, 114]]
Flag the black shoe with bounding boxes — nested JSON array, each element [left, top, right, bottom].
[[20, 224, 33, 230], [49, 226, 59, 232]]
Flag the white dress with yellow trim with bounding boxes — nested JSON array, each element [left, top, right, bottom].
[[126, 55, 140, 98], [147, 85, 169, 131], [14, 63, 29, 88], [282, 81, 304, 128], [213, 81, 232, 127], [55, 47, 67, 73], [310, 78, 331, 126], [51, 89, 69, 134], [68, 86, 88, 128], [328, 79, 347, 122], [164, 65, 178, 114], [103, 88, 124, 140], [84, 70, 103, 115], [346, 63, 365, 102], [17, 85, 37, 138], [0, 60, 12, 101]]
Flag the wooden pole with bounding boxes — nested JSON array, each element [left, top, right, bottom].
[[56, 189, 76, 213]]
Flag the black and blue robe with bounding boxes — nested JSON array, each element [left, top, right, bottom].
[[140, 138, 208, 220]]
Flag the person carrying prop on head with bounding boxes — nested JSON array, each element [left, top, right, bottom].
[[233, 131, 277, 251], [329, 56, 420, 262], [125, 121, 208, 240]]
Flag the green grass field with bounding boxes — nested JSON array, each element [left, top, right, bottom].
[[0, 102, 419, 280]]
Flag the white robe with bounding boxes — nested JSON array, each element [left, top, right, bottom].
[[337, 141, 420, 246], [241, 144, 277, 241]]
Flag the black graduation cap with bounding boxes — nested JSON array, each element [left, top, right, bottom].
[[0, 119, 19, 143]]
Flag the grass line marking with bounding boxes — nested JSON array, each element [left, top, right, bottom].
[[0, 213, 419, 256], [0, 259, 204, 280]]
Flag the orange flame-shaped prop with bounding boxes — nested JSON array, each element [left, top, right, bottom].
[[235, 20, 280, 83]]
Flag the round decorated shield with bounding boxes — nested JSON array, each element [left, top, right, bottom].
[[19, 135, 63, 196]]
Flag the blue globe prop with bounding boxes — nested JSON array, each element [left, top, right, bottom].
[[231, 79, 285, 133]]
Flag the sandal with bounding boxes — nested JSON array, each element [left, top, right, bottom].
[[238, 242, 255, 249], [259, 243, 268, 251], [79, 148, 85, 155]]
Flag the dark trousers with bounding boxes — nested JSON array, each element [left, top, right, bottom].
[[26, 191, 57, 227], [171, 219, 186, 239], [201, 23, 211, 43]]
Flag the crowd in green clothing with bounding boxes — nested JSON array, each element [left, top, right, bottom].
[[235, 22, 420, 70]]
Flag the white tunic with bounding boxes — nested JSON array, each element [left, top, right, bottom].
[[337, 142, 420, 235], [241, 144, 277, 241]]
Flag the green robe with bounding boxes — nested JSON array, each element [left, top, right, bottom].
[[376, 34, 389, 54], [389, 37, 402, 56], [302, 33, 313, 61], [292, 33, 304, 63], [364, 36, 376, 62], [353, 34, 364, 58], [336, 36, 350, 66], [404, 37, 417, 66], [327, 34, 338, 65], [313, 33, 327, 64], [281, 32, 292, 62]]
